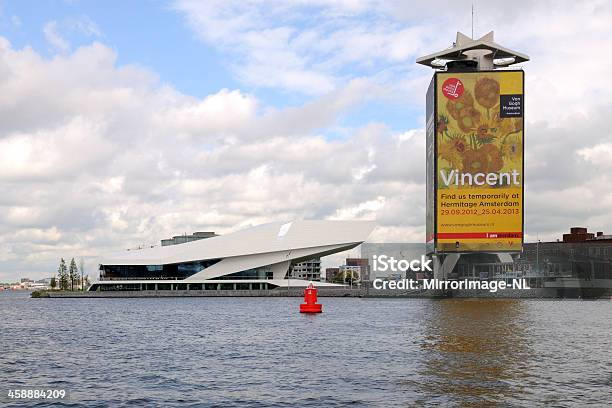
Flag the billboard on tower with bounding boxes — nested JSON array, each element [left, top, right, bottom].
[[427, 70, 524, 253]]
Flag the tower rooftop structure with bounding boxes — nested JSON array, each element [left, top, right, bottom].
[[417, 31, 529, 70]]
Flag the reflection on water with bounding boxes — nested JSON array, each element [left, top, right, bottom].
[[0, 292, 610, 407], [418, 299, 531, 407]]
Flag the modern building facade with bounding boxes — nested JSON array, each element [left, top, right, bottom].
[[89, 220, 376, 292], [289, 258, 321, 281]]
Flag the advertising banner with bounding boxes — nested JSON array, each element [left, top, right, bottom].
[[431, 70, 524, 252]]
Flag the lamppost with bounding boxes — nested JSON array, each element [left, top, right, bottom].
[[79, 257, 85, 291], [536, 236, 540, 276]]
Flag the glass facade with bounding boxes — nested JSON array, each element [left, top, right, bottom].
[[89, 282, 278, 292], [100, 259, 221, 280], [91, 261, 286, 292], [98, 283, 141, 291], [216, 265, 274, 280]]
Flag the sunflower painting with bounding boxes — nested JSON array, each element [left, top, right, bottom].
[[436, 72, 523, 190]]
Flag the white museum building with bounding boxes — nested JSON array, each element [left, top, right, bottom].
[[89, 220, 375, 292]]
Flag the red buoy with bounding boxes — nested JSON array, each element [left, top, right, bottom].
[[299, 283, 322, 313]]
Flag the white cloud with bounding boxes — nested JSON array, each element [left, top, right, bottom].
[[43, 21, 70, 53], [0, 37, 419, 281], [331, 197, 386, 220], [578, 143, 612, 170], [42, 16, 102, 54], [172, 0, 612, 122], [67, 15, 101, 38], [171, 0, 439, 94], [0, 118, 115, 181]]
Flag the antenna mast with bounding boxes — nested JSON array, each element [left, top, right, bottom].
[[471, 3, 474, 39]]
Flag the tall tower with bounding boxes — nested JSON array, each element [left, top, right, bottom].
[[418, 32, 529, 281]]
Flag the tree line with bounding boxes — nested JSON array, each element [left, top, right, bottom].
[[51, 258, 89, 290]]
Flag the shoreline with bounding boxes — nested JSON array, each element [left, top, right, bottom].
[[31, 287, 612, 299]]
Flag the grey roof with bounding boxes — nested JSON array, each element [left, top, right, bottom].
[[416, 31, 529, 68]]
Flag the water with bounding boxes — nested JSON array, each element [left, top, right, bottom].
[[0, 291, 610, 407]]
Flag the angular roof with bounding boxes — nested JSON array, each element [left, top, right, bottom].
[[101, 220, 376, 265]]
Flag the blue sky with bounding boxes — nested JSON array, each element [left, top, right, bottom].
[[1, 1, 238, 96]]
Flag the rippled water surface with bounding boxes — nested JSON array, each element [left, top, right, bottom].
[[1, 291, 610, 407]]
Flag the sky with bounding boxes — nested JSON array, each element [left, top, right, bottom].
[[1, 0, 612, 281]]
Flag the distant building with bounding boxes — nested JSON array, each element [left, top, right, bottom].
[[161, 231, 218, 246], [289, 258, 321, 281], [520, 227, 612, 280], [452, 227, 612, 284], [331, 258, 370, 285], [339, 265, 361, 284], [346, 258, 370, 282], [325, 267, 340, 283], [562, 227, 596, 242], [27, 282, 48, 289], [15, 278, 48, 290]]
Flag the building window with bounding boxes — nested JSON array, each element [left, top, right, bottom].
[[100, 259, 221, 280], [217, 265, 274, 280]]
